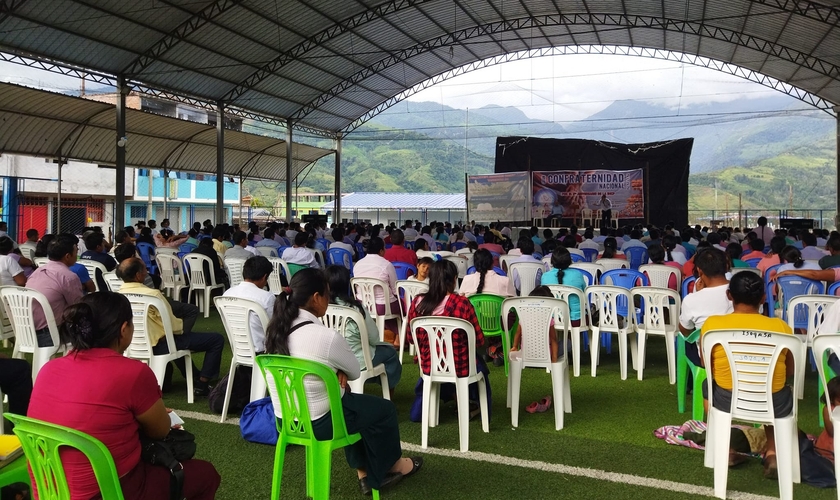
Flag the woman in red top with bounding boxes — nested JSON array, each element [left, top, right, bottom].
[[477, 232, 505, 267], [407, 260, 488, 420], [27, 292, 220, 500]]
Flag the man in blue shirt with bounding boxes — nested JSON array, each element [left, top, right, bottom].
[[80, 232, 117, 272]]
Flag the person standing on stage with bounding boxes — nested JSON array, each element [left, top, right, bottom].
[[595, 194, 612, 227]]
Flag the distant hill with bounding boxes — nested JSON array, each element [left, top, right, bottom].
[[242, 95, 837, 212]]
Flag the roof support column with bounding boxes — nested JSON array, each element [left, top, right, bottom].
[[836, 106, 840, 228], [286, 120, 293, 223], [216, 101, 225, 224], [115, 76, 127, 231], [335, 136, 342, 224]]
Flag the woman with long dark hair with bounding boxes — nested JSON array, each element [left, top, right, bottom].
[[264, 268, 422, 495], [459, 248, 514, 297], [406, 260, 488, 417], [662, 235, 687, 265], [540, 247, 586, 326], [776, 245, 820, 273], [326, 265, 402, 393], [597, 237, 625, 260], [27, 292, 220, 499]]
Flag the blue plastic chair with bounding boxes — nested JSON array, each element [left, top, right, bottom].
[[316, 238, 330, 251], [405, 241, 415, 250], [624, 247, 648, 270], [466, 266, 506, 276], [489, 251, 501, 262], [327, 248, 354, 274], [766, 275, 825, 318], [829, 281, 840, 296], [452, 242, 467, 251], [135, 242, 157, 274], [178, 242, 197, 253], [570, 253, 585, 263], [393, 262, 417, 280], [599, 269, 649, 288], [355, 242, 365, 259], [533, 252, 543, 260], [744, 258, 762, 268], [475, 235, 484, 244], [681, 276, 696, 298], [582, 248, 598, 263], [575, 268, 594, 286]]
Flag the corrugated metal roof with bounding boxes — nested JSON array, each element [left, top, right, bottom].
[[0, 1, 837, 136], [0, 82, 332, 182], [321, 192, 465, 211]]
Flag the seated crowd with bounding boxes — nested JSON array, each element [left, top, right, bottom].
[[4, 214, 840, 499]]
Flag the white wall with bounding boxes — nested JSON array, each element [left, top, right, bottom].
[[0, 154, 135, 197]]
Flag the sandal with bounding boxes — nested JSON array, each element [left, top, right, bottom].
[[526, 397, 552, 413]]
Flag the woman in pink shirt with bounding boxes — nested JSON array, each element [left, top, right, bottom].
[[460, 249, 515, 297], [477, 233, 505, 267], [27, 292, 220, 500], [757, 236, 786, 276]]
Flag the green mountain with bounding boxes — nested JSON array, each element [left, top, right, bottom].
[[242, 97, 837, 213]]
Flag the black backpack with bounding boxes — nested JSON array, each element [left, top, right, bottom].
[[208, 366, 253, 415]]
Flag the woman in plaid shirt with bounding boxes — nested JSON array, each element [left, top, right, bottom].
[[407, 260, 485, 378]]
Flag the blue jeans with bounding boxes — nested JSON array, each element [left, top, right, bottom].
[[369, 344, 402, 389]]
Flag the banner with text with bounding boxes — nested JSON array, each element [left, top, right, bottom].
[[531, 169, 644, 219], [468, 172, 529, 222]]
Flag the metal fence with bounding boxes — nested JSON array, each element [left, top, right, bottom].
[[687, 209, 837, 229], [17, 196, 115, 242]]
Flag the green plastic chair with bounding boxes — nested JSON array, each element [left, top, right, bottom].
[[5, 413, 124, 500], [256, 355, 380, 500], [675, 330, 707, 421], [287, 263, 308, 278], [0, 455, 29, 490], [469, 293, 517, 376]]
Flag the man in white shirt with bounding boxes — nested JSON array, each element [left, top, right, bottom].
[[679, 248, 733, 367], [329, 227, 356, 256], [221, 256, 275, 353], [255, 228, 282, 251], [285, 222, 299, 243], [225, 231, 259, 261], [595, 194, 612, 227], [352, 236, 399, 323], [621, 229, 647, 250], [282, 232, 320, 268], [402, 221, 418, 241]]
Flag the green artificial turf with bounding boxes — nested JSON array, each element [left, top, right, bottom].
[[5, 311, 838, 499]]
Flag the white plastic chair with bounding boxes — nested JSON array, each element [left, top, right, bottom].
[[570, 262, 604, 283], [32, 257, 49, 268], [78, 259, 108, 292], [546, 284, 591, 377], [0, 287, 66, 383], [155, 247, 178, 256], [351, 277, 403, 361], [455, 249, 475, 269], [786, 294, 838, 399], [444, 255, 469, 280], [499, 255, 516, 274], [396, 280, 428, 362], [639, 264, 681, 291], [156, 253, 187, 300], [102, 271, 123, 292], [586, 285, 637, 380], [214, 296, 269, 422], [267, 257, 291, 295], [581, 208, 594, 227], [307, 248, 326, 268], [702, 329, 803, 500], [255, 246, 278, 258], [0, 285, 15, 348], [731, 267, 762, 277], [122, 293, 194, 404], [595, 258, 628, 272], [812, 334, 840, 500], [183, 254, 225, 318], [631, 287, 681, 383], [225, 258, 246, 288], [502, 297, 572, 430], [508, 261, 544, 296], [410, 316, 489, 452], [321, 304, 389, 399]]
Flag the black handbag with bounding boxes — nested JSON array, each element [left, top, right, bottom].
[[140, 429, 197, 500]]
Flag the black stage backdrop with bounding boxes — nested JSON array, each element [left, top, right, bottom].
[[494, 137, 693, 228]]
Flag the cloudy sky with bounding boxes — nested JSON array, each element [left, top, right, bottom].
[[0, 52, 811, 123], [405, 53, 808, 121]]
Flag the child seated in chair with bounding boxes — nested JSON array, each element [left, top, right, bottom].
[[509, 286, 561, 363], [408, 257, 433, 284]]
